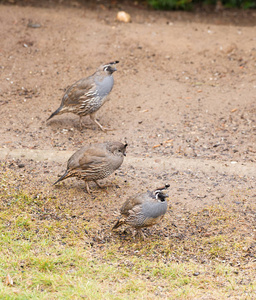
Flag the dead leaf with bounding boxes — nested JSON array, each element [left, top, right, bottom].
[[163, 139, 173, 144], [5, 274, 14, 286]]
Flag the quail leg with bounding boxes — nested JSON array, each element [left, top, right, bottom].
[[138, 228, 146, 240], [94, 180, 103, 189], [133, 228, 145, 240], [79, 115, 94, 130], [90, 112, 112, 132], [84, 181, 91, 194], [79, 116, 84, 130]]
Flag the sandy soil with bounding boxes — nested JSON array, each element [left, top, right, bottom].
[[0, 1, 255, 221]]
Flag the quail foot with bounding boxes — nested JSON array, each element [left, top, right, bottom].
[[113, 184, 170, 239], [47, 61, 119, 131], [53, 141, 127, 193]]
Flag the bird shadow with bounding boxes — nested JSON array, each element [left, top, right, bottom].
[[45, 117, 96, 131], [112, 228, 150, 242], [52, 180, 118, 195]]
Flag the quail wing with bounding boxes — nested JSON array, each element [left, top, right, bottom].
[[67, 146, 109, 171], [61, 77, 95, 107], [120, 192, 151, 216]]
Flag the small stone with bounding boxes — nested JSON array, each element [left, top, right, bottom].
[[116, 11, 131, 23]]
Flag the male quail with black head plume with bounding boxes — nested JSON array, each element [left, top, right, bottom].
[[47, 61, 119, 131], [54, 141, 127, 193], [113, 184, 170, 239]]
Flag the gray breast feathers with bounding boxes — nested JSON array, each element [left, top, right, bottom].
[[95, 75, 114, 98], [141, 201, 167, 219]]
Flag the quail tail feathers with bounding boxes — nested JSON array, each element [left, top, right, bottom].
[[53, 170, 70, 185], [47, 105, 63, 121], [112, 218, 125, 230]]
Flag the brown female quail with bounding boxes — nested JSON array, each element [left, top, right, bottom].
[[54, 141, 127, 193], [113, 184, 170, 239], [47, 61, 119, 131]]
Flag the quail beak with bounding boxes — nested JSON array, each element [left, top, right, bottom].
[[160, 192, 168, 198], [110, 66, 117, 73], [123, 143, 128, 156]]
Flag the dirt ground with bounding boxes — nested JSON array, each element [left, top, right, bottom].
[[0, 1, 255, 231]]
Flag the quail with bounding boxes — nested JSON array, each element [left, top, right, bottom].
[[53, 141, 127, 193], [47, 61, 119, 131], [113, 184, 170, 239]]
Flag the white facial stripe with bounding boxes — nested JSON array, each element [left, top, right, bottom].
[[103, 65, 110, 70], [155, 190, 161, 199]]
